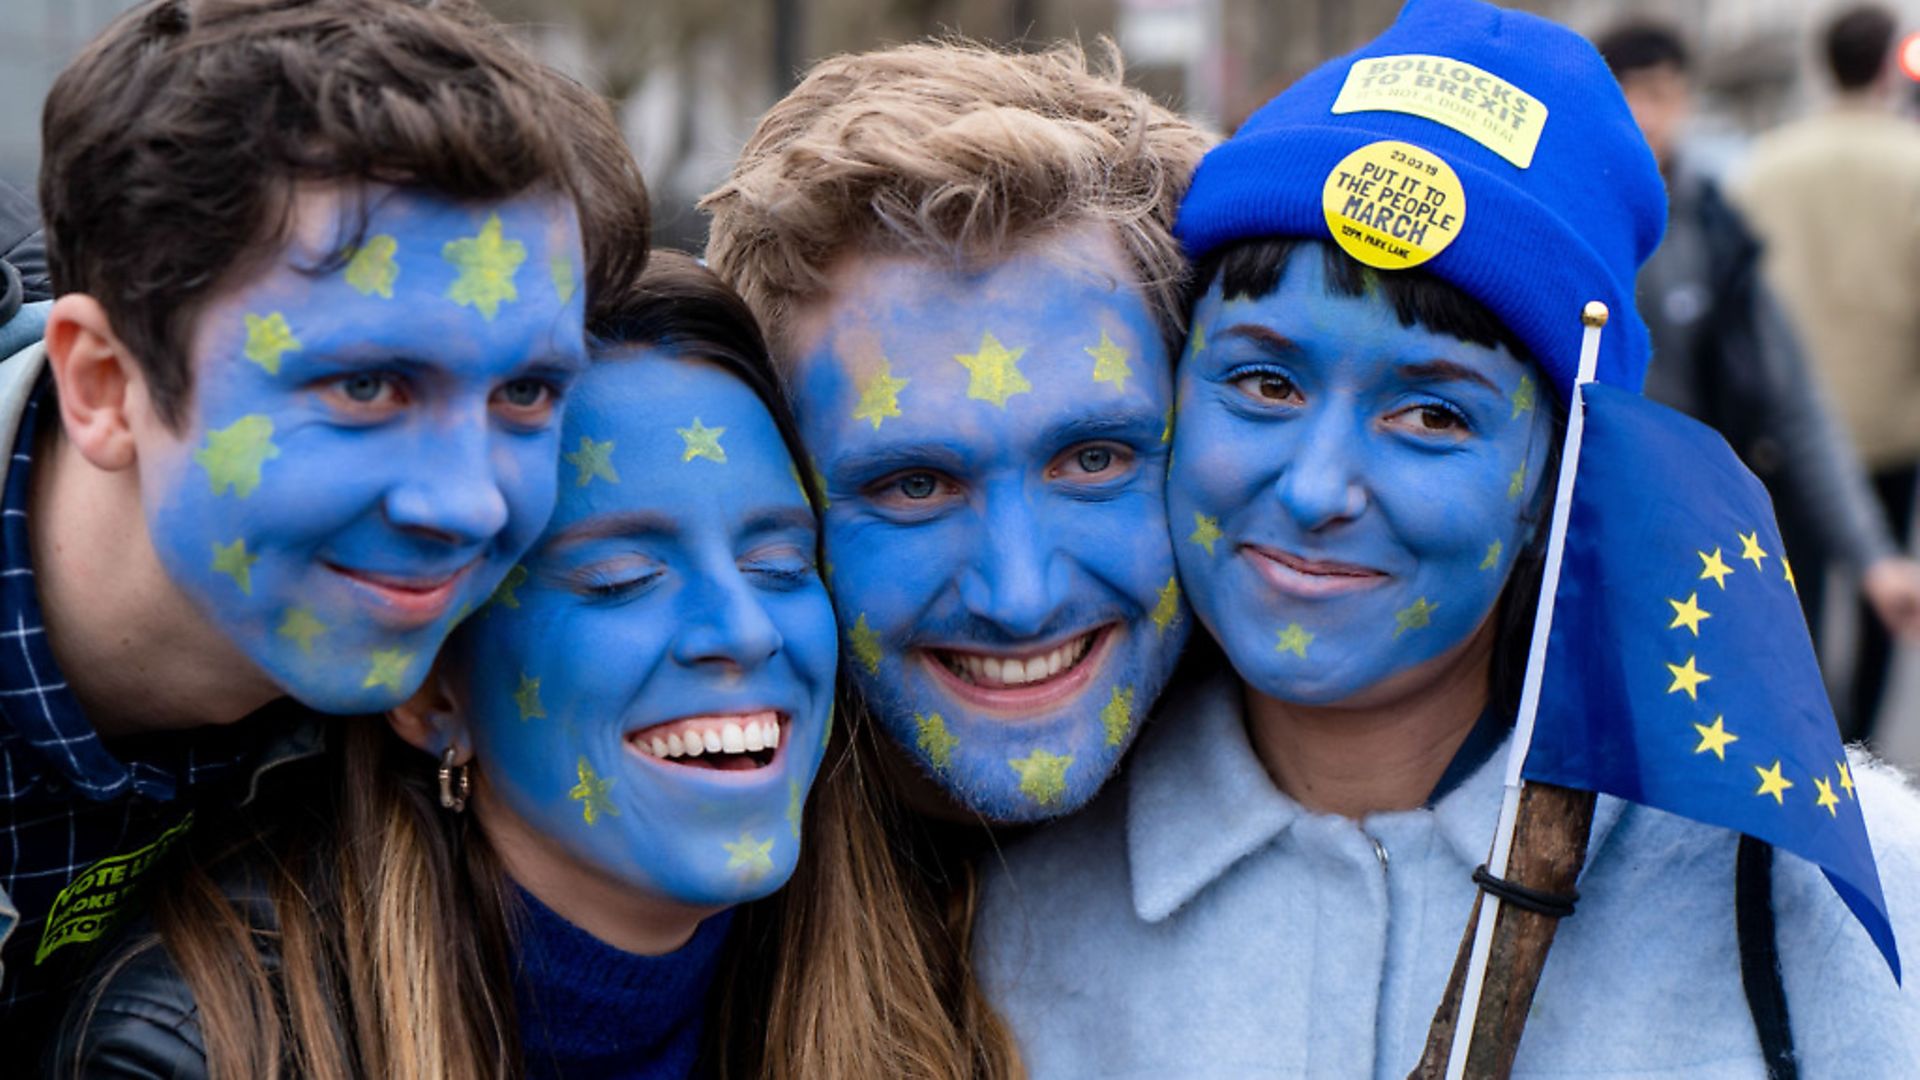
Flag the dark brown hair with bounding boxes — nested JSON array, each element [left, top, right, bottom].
[[1825, 4, 1897, 90], [38, 0, 649, 428]]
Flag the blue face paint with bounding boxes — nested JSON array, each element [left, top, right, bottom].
[[448, 352, 836, 907], [1170, 251, 1554, 705], [792, 232, 1187, 822], [145, 187, 588, 713]]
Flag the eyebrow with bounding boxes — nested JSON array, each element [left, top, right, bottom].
[[544, 509, 678, 551], [1216, 324, 1302, 357], [744, 506, 820, 536], [1398, 359, 1501, 394], [1041, 407, 1163, 447], [828, 440, 971, 481]]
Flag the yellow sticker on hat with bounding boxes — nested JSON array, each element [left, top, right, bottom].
[[1332, 54, 1547, 169], [1323, 141, 1465, 271]]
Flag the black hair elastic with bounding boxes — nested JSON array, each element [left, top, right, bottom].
[[1472, 864, 1579, 919]]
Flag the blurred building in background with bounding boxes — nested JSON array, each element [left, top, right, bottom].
[[9, 0, 1917, 247]]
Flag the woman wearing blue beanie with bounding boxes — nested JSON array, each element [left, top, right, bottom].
[[975, 1, 1920, 1075]]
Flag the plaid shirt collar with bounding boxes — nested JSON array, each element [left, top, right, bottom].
[[0, 378, 255, 803]]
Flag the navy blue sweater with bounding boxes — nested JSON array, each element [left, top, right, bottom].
[[512, 886, 734, 1080]]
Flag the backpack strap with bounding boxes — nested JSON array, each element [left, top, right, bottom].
[[1737, 834, 1798, 1079]]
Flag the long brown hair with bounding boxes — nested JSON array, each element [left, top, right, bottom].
[[64, 254, 1021, 1080]]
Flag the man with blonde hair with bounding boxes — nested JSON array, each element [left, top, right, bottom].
[[704, 42, 1211, 824]]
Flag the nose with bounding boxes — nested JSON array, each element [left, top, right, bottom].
[[1274, 405, 1368, 532], [382, 412, 512, 545], [670, 567, 784, 672], [956, 483, 1059, 638]]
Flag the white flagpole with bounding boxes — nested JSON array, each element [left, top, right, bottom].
[[1443, 300, 1608, 1080]]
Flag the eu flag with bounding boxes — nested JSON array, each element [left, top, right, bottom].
[[1520, 382, 1898, 979]]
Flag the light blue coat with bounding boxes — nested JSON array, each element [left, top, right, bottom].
[[976, 673, 1920, 1078]]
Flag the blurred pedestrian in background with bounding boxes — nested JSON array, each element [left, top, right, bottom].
[[1730, 3, 1920, 741], [1599, 19, 1920, 744]]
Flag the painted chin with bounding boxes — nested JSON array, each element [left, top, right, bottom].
[[625, 709, 790, 788], [917, 623, 1116, 718], [1243, 544, 1390, 600], [326, 559, 477, 630]]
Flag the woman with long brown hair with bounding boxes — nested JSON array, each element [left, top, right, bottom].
[[52, 253, 1003, 1079]]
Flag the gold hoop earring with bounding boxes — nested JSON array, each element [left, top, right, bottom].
[[437, 745, 471, 812]]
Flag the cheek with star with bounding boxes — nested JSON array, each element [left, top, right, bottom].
[[450, 350, 837, 908], [788, 229, 1188, 823], [139, 185, 588, 714], [1169, 251, 1555, 707]]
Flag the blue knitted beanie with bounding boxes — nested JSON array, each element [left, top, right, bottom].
[[1176, 0, 1667, 401]]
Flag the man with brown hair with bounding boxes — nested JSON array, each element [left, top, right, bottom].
[[704, 42, 1211, 825], [0, 0, 645, 1042]]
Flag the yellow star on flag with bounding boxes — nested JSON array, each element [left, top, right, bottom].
[[1697, 547, 1735, 589], [677, 418, 727, 464], [344, 234, 399, 298], [276, 606, 327, 654], [569, 756, 617, 824], [1838, 761, 1855, 799], [1009, 749, 1073, 807], [1507, 461, 1527, 501], [565, 435, 620, 486], [1085, 329, 1134, 392], [1100, 686, 1135, 747], [1479, 540, 1503, 571], [1692, 716, 1738, 761], [787, 778, 803, 839], [955, 331, 1031, 408], [194, 414, 279, 499], [1189, 512, 1222, 556], [362, 648, 415, 692], [916, 712, 958, 770], [1395, 597, 1438, 638], [852, 359, 910, 430], [724, 831, 775, 879], [243, 312, 300, 375], [513, 672, 545, 721], [443, 213, 526, 321], [1783, 556, 1798, 594], [211, 538, 259, 594], [1276, 623, 1313, 658], [1667, 592, 1712, 637], [1666, 654, 1711, 701], [848, 614, 883, 673], [1753, 760, 1794, 806], [1510, 373, 1536, 419], [1151, 577, 1182, 636], [1815, 776, 1841, 817], [1738, 530, 1769, 572]]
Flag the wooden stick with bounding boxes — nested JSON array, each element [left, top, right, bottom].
[[1408, 782, 1596, 1079]]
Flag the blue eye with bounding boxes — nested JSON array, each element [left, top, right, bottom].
[[898, 473, 938, 499]]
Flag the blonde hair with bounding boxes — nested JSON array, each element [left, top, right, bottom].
[[701, 39, 1215, 359]]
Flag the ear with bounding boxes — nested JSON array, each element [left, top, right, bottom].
[[43, 294, 150, 472], [387, 662, 473, 764]]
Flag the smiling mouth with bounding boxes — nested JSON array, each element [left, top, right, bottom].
[[328, 561, 476, 628], [919, 624, 1113, 714], [628, 711, 785, 772], [1244, 545, 1389, 599]]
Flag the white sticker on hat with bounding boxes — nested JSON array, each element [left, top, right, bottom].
[[1332, 54, 1547, 169], [1322, 140, 1466, 271]]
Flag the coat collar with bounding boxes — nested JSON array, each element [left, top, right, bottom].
[[1124, 671, 1627, 924]]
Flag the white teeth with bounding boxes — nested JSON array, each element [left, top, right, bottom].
[[767, 720, 781, 748], [684, 734, 705, 757], [941, 631, 1098, 688], [667, 733, 684, 757], [1023, 656, 1047, 682], [722, 722, 746, 753], [743, 722, 765, 752], [703, 729, 724, 754], [650, 737, 668, 757]]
